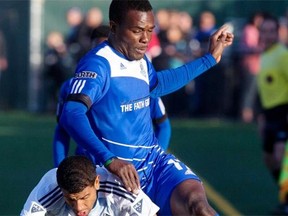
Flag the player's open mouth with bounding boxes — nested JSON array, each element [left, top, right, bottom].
[[77, 211, 87, 216]]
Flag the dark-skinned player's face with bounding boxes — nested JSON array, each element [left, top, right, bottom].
[[113, 10, 155, 60]]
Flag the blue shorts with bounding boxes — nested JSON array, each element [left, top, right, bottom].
[[143, 153, 200, 215]]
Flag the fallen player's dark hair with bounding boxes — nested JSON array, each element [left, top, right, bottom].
[[57, 155, 96, 193]]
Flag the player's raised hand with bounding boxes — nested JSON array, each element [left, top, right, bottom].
[[208, 24, 234, 63], [106, 158, 140, 194]]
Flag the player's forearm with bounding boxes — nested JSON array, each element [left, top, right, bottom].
[[151, 53, 216, 97], [60, 101, 116, 164]]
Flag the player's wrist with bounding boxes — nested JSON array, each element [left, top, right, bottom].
[[104, 157, 116, 167]]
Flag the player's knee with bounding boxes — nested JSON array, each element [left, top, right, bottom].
[[187, 190, 214, 215]]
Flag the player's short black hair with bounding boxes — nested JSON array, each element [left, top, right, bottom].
[[56, 156, 96, 193], [109, 0, 153, 25]]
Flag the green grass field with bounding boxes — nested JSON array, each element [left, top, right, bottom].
[[0, 111, 279, 215]]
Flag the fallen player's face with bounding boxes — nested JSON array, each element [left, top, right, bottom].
[[63, 185, 97, 216], [114, 9, 155, 60]]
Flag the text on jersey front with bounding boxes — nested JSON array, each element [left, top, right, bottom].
[[121, 98, 150, 112]]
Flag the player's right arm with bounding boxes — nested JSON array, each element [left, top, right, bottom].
[[60, 101, 115, 165], [98, 167, 158, 215], [60, 55, 140, 193]]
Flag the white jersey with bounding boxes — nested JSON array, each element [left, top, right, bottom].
[[20, 167, 159, 216]]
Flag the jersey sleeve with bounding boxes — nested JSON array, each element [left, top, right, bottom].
[[60, 101, 116, 164], [109, 188, 159, 216], [67, 55, 110, 108], [60, 54, 116, 164], [128, 189, 159, 216], [20, 169, 64, 216], [150, 53, 216, 97]]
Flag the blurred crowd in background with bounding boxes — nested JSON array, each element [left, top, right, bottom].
[[1, 5, 288, 124]]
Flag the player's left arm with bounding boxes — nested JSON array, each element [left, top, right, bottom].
[[150, 53, 216, 97], [150, 24, 233, 97]]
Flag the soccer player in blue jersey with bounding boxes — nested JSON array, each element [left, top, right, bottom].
[[59, 0, 234, 215], [53, 25, 171, 167], [21, 156, 159, 216]]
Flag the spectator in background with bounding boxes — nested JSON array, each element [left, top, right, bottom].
[[42, 31, 73, 113], [192, 11, 226, 117], [161, 24, 188, 116], [256, 14, 288, 215], [153, 9, 197, 117], [0, 30, 8, 80], [90, 25, 110, 47], [165, 25, 186, 68], [152, 9, 171, 71], [155, 9, 170, 46], [178, 11, 197, 59], [279, 16, 288, 47], [177, 11, 200, 116], [146, 30, 161, 60], [65, 7, 84, 68], [194, 11, 217, 56], [239, 11, 264, 123], [155, 9, 193, 66], [76, 7, 103, 60]]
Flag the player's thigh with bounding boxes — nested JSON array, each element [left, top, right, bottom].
[[153, 154, 200, 215], [170, 179, 214, 215]]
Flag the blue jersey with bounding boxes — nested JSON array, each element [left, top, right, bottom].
[[60, 41, 216, 214], [66, 42, 159, 182], [54, 81, 170, 167]]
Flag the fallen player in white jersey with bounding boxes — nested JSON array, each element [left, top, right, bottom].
[[20, 156, 159, 216]]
